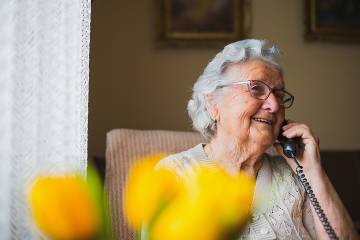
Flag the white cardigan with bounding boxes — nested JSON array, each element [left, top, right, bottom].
[[156, 144, 316, 240]]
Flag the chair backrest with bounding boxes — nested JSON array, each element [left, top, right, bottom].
[[105, 128, 204, 240]]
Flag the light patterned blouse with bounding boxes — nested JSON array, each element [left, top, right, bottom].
[[156, 144, 316, 240]]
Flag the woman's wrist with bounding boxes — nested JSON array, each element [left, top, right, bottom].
[[304, 161, 323, 175], [304, 165, 330, 193], [301, 149, 322, 174]]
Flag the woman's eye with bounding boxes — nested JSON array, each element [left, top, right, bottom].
[[250, 85, 265, 95], [250, 85, 262, 91], [283, 97, 291, 103], [275, 92, 285, 99]]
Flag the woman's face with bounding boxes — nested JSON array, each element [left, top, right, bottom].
[[213, 59, 285, 149]]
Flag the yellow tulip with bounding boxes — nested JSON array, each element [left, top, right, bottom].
[[29, 175, 99, 240], [152, 165, 255, 240], [124, 154, 255, 240], [152, 196, 219, 240], [123, 154, 180, 229]]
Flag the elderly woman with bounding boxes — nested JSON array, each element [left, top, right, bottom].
[[157, 39, 358, 239]]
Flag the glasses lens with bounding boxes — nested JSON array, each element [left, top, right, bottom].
[[248, 81, 269, 99], [275, 90, 294, 108], [248, 80, 294, 108]]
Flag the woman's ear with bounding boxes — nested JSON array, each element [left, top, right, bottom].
[[205, 93, 219, 122]]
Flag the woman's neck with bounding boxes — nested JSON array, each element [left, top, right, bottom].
[[204, 135, 265, 178]]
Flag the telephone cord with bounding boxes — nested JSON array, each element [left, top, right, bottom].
[[291, 154, 338, 240]]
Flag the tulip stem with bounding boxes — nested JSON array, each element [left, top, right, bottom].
[[138, 224, 150, 240]]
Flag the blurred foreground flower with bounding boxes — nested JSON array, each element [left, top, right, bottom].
[[124, 155, 255, 240], [28, 166, 111, 240], [123, 154, 179, 229]]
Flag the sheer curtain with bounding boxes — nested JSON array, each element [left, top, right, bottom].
[[0, 0, 91, 239]]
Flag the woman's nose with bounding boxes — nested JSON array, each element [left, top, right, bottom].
[[262, 92, 281, 112]]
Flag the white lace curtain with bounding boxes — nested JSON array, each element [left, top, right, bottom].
[[0, 0, 91, 239]]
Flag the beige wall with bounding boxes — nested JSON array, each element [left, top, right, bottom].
[[89, 0, 360, 158]]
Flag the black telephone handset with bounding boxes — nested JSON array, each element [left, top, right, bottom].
[[277, 120, 299, 158], [277, 120, 338, 240]]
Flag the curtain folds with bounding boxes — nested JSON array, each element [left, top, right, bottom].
[[0, 0, 91, 239]]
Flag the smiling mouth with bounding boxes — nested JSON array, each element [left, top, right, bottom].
[[252, 117, 274, 126]]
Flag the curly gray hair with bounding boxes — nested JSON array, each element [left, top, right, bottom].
[[187, 39, 283, 139]]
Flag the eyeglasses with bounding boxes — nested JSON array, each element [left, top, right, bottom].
[[218, 80, 294, 109]]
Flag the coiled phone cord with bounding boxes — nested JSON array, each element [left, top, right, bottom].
[[291, 153, 338, 240]]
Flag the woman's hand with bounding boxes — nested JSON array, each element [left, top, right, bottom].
[[274, 121, 322, 174], [275, 121, 360, 239]]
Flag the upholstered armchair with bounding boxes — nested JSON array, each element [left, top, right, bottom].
[[105, 129, 204, 240]]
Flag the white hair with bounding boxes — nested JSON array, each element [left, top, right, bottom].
[[187, 39, 283, 139]]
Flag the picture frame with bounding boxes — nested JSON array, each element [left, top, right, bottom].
[[306, 0, 360, 42], [156, 0, 250, 48]]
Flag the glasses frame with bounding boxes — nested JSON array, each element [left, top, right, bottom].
[[218, 80, 295, 109]]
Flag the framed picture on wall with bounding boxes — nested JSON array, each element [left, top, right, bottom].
[[306, 0, 360, 42], [156, 0, 250, 47]]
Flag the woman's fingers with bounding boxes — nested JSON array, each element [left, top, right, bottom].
[[276, 121, 322, 172], [280, 119, 295, 131], [281, 123, 317, 143]]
